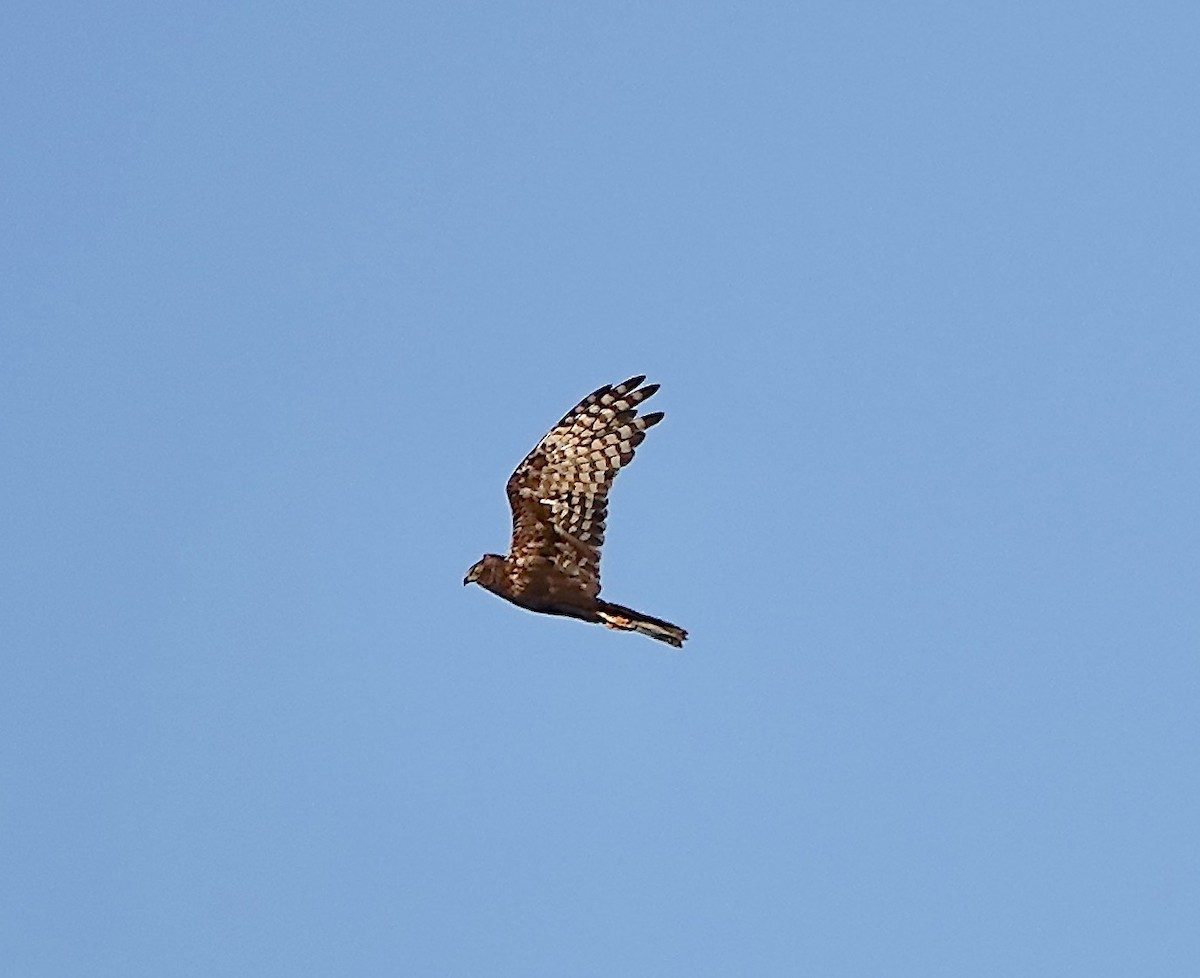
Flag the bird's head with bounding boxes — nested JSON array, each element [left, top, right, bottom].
[[464, 554, 503, 587]]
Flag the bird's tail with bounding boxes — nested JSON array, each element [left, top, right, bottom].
[[596, 601, 688, 648]]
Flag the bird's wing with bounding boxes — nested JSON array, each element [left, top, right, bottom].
[[505, 376, 663, 601]]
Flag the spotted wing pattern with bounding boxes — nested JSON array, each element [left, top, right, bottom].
[[504, 375, 663, 601]]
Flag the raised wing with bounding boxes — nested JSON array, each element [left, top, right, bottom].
[[505, 376, 663, 600]]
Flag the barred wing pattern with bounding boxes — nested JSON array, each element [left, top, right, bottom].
[[504, 375, 663, 602]]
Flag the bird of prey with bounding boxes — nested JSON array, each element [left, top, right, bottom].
[[464, 375, 687, 648]]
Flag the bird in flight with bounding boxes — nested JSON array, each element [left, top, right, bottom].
[[464, 375, 687, 648]]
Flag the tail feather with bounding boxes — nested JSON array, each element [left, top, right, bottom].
[[596, 601, 688, 648]]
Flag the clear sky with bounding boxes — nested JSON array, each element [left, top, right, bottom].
[[3, 2, 1198, 975]]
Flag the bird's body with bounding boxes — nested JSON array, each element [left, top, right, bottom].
[[464, 376, 687, 648]]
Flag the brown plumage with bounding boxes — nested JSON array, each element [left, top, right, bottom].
[[464, 375, 687, 648]]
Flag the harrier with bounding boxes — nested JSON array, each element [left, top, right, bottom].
[[464, 375, 687, 648]]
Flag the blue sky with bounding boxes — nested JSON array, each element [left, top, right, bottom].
[[3, 2, 1198, 975]]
